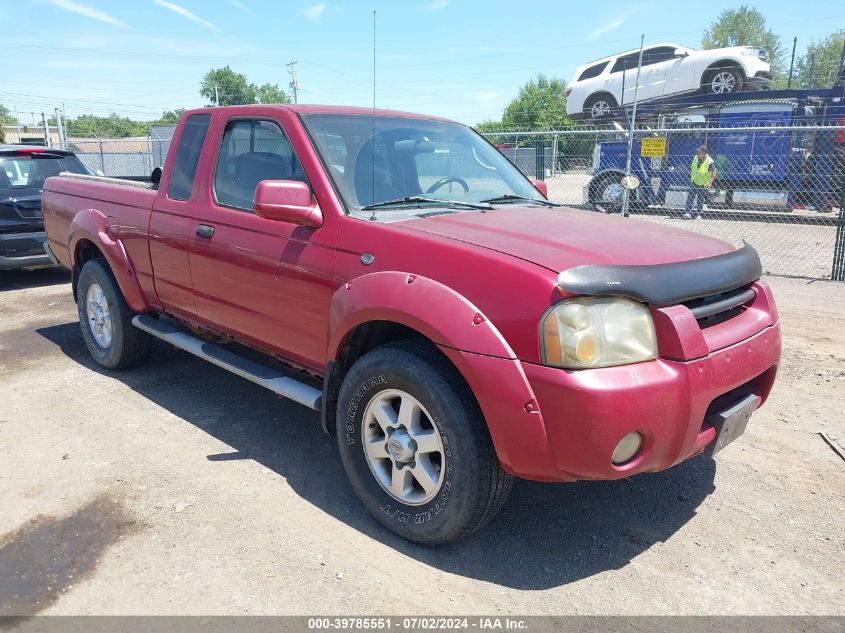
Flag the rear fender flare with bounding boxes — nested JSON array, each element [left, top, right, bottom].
[[68, 208, 147, 313]]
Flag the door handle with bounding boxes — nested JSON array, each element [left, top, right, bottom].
[[196, 224, 215, 239]]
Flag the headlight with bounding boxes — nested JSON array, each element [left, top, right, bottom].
[[540, 297, 658, 369], [741, 47, 766, 59]]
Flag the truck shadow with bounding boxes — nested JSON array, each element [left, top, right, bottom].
[[37, 322, 716, 591], [0, 268, 70, 291]]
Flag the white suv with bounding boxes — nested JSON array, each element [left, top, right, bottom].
[[566, 44, 771, 120]]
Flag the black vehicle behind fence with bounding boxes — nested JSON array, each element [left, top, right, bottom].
[[0, 145, 89, 271]]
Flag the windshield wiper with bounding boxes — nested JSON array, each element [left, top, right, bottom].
[[480, 194, 560, 207], [361, 196, 493, 211]]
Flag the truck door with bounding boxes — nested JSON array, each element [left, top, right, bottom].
[[186, 116, 336, 371], [149, 113, 211, 320]]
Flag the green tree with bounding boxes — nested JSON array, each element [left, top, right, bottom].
[[473, 119, 508, 134], [0, 104, 18, 143], [793, 30, 845, 88], [702, 5, 786, 86], [501, 74, 572, 130], [200, 66, 256, 105], [155, 109, 185, 124], [64, 113, 149, 138], [255, 83, 289, 104], [199, 67, 290, 106]]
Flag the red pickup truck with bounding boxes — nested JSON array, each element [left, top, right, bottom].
[[42, 105, 781, 544]]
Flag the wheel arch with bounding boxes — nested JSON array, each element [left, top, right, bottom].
[[323, 271, 517, 434], [68, 208, 148, 313], [323, 271, 556, 479], [701, 59, 746, 87]]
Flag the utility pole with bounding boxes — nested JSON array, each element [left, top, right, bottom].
[[42, 111, 51, 147], [286, 59, 300, 104], [55, 107, 66, 149], [787, 37, 797, 90], [621, 34, 645, 219], [214, 83, 219, 107]]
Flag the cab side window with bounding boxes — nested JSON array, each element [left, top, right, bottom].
[[168, 114, 211, 201], [213, 119, 308, 211]]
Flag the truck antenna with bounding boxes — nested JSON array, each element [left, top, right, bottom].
[[370, 9, 378, 222]]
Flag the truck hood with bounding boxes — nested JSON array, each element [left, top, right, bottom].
[[397, 206, 736, 273]]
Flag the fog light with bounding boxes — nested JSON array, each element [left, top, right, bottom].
[[612, 432, 642, 464]]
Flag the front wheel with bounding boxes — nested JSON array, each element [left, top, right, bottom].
[[77, 259, 152, 369], [591, 173, 625, 213], [705, 67, 743, 94], [336, 340, 512, 545]]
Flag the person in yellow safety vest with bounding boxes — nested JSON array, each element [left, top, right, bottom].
[[685, 145, 717, 219]]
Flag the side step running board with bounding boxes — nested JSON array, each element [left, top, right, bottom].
[[132, 315, 322, 411]]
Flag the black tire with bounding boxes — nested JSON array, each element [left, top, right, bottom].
[[76, 259, 152, 370], [583, 93, 617, 120], [704, 66, 743, 94], [336, 340, 512, 545], [590, 173, 624, 213]]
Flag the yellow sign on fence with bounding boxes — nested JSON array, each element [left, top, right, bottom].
[[640, 137, 667, 157]]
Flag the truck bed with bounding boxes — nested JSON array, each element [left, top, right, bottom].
[[42, 172, 159, 299]]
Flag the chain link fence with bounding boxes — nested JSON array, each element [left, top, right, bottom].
[[482, 123, 845, 280], [61, 121, 845, 280], [68, 136, 156, 179]]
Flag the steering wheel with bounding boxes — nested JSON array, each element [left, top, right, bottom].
[[426, 177, 469, 194]]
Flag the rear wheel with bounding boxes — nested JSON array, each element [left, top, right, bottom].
[[705, 67, 743, 94], [584, 94, 617, 120], [77, 259, 151, 369], [336, 340, 512, 545]]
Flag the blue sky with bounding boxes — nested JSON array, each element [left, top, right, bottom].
[[1, 0, 842, 126]]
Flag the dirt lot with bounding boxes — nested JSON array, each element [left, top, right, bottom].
[[1, 269, 843, 616]]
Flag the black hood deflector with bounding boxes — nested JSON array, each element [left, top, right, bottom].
[[557, 242, 762, 307]]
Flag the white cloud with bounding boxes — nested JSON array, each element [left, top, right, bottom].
[[587, 6, 641, 41], [426, 0, 449, 9], [476, 91, 497, 103], [300, 3, 326, 19], [230, 0, 250, 11], [45, 0, 129, 29], [151, 0, 221, 32]]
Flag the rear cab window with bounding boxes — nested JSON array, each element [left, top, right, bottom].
[[167, 114, 211, 201]]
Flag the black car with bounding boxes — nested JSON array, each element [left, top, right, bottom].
[[1, 145, 90, 270]]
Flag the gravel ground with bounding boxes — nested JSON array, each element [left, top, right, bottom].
[[0, 269, 843, 617], [545, 173, 841, 279]]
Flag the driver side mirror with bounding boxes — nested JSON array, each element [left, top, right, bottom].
[[254, 180, 323, 228], [532, 179, 548, 198], [673, 48, 689, 58]]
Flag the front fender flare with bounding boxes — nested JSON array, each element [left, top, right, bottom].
[[69, 209, 148, 313], [328, 271, 515, 360], [328, 271, 558, 479]]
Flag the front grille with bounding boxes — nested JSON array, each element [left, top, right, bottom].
[[683, 286, 756, 327]]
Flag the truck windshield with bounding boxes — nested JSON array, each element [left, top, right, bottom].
[[0, 152, 89, 189], [299, 113, 546, 219]]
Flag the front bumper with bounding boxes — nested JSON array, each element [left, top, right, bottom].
[[0, 231, 54, 270], [452, 280, 781, 482], [523, 323, 780, 481], [744, 71, 772, 90]]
